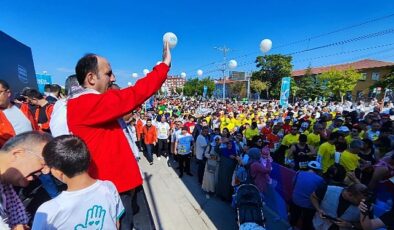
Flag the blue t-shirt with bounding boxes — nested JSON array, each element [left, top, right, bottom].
[[176, 134, 193, 155], [292, 171, 325, 209]]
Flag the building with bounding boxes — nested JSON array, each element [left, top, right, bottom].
[[214, 78, 248, 99], [165, 76, 186, 90], [292, 59, 394, 100]]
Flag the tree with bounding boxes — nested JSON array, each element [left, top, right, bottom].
[[250, 80, 268, 98], [252, 54, 293, 98], [318, 68, 362, 103], [296, 66, 328, 100], [182, 77, 215, 97], [229, 81, 247, 99]]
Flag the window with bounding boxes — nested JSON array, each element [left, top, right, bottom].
[[371, 72, 380, 81], [359, 73, 367, 81]]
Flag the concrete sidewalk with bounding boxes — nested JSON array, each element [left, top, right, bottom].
[[137, 155, 289, 230]]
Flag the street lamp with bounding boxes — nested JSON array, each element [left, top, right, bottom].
[[214, 46, 237, 100]]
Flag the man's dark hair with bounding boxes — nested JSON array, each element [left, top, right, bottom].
[[44, 84, 51, 92], [328, 131, 339, 141], [24, 88, 44, 100], [50, 84, 61, 94], [299, 134, 307, 143], [0, 79, 10, 90], [42, 135, 91, 178], [75, 53, 99, 85]]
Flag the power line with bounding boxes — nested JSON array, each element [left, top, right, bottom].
[[202, 43, 394, 77], [185, 13, 394, 73]]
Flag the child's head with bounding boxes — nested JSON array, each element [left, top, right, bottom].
[[42, 135, 90, 180]]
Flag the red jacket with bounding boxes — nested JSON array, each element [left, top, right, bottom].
[[142, 125, 157, 144], [0, 104, 38, 147], [67, 63, 169, 192]]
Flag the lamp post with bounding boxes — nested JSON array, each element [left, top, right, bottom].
[[214, 46, 237, 100]]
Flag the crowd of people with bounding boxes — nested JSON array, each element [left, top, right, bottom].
[[135, 96, 393, 230], [0, 40, 393, 229]]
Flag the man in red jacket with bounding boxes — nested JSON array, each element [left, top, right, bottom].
[[67, 42, 171, 229]]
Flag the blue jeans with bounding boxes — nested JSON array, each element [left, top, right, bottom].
[[145, 144, 154, 163], [38, 174, 59, 198]]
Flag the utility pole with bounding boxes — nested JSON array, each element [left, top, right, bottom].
[[214, 46, 231, 100]]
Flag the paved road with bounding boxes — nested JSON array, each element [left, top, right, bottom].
[[135, 154, 290, 230]]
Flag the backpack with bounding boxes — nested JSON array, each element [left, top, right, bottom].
[[236, 161, 257, 185]]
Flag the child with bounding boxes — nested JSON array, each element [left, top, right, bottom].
[[32, 135, 124, 230]]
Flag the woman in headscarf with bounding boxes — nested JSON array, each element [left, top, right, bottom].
[[216, 138, 238, 201], [249, 147, 273, 194], [202, 135, 221, 194]]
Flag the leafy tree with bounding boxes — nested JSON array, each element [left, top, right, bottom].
[[370, 67, 394, 90], [296, 66, 328, 100], [252, 54, 293, 98], [250, 80, 268, 98], [182, 77, 215, 97], [229, 81, 247, 99], [318, 68, 362, 103]]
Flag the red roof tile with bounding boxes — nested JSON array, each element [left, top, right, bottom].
[[292, 59, 394, 77]]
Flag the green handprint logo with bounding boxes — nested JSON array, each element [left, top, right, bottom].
[[75, 205, 106, 230]]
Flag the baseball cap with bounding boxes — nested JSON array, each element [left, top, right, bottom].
[[338, 126, 350, 133], [308, 161, 322, 170]]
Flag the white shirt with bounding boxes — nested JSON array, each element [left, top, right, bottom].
[[49, 99, 69, 137], [32, 180, 124, 230], [156, 122, 170, 140], [3, 105, 32, 134], [195, 134, 208, 160]]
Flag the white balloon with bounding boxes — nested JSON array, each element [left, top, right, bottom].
[[143, 69, 150, 75], [228, 60, 237, 69], [132, 73, 138, 78], [180, 72, 187, 78], [260, 39, 272, 53], [163, 32, 178, 49], [127, 82, 132, 86], [197, 69, 203, 76], [156, 61, 162, 65]]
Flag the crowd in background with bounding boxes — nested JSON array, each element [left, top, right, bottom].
[[0, 57, 393, 229]]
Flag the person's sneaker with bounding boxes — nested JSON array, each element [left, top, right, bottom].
[[149, 162, 154, 165], [157, 157, 161, 161], [186, 172, 193, 176]]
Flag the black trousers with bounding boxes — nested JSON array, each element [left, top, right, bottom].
[[120, 189, 135, 230], [289, 201, 316, 230], [196, 158, 206, 184], [178, 154, 191, 174], [157, 139, 168, 157]]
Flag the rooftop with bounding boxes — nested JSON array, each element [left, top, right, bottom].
[[292, 59, 394, 77]]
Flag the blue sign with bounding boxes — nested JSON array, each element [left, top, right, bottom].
[[36, 74, 52, 93], [279, 77, 291, 107], [203, 85, 208, 97], [145, 96, 155, 110]]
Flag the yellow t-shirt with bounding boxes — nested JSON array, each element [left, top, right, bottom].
[[243, 118, 252, 126], [281, 134, 299, 147], [245, 128, 259, 141], [307, 133, 321, 148], [317, 142, 336, 173], [340, 150, 360, 172]]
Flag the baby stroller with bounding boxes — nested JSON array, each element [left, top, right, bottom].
[[235, 184, 266, 230]]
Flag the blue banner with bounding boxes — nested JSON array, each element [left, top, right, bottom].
[[145, 96, 155, 110], [203, 85, 208, 97], [279, 77, 291, 107], [36, 74, 52, 93]]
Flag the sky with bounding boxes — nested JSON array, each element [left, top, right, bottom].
[[1, 0, 394, 87]]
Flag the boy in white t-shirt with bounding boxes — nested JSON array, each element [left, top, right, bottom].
[[32, 135, 124, 230]]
